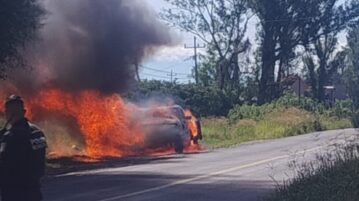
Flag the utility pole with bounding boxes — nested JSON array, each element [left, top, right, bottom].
[[167, 69, 176, 83], [134, 62, 140, 82], [185, 36, 205, 84], [170, 69, 173, 83]]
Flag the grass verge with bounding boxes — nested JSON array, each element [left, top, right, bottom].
[[264, 138, 359, 201], [202, 107, 352, 148]]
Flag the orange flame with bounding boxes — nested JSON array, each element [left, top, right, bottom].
[[184, 109, 199, 140], [183, 109, 203, 152], [25, 88, 143, 157]]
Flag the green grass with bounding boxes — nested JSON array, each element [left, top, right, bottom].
[[202, 107, 352, 148], [264, 141, 359, 201], [319, 116, 353, 130]]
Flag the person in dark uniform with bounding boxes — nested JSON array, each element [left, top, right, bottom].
[[0, 95, 47, 201]]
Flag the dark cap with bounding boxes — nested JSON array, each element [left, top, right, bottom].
[[5, 94, 24, 107]]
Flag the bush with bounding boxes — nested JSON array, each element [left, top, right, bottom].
[[331, 100, 353, 118], [275, 93, 324, 112], [228, 93, 354, 123], [227, 103, 275, 122]]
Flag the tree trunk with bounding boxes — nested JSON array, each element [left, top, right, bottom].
[[317, 61, 327, 102], [306, 57, 317, 100], [232, 54, 241, 102], [258, 24, 277, 105], [217, 58, 228, 90]]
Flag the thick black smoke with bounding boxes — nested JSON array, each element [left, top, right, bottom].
[[10, 0, 172, 93]]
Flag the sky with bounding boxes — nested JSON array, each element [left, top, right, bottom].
[[142, 0, 199, 83], [142, 0, 349, 83]]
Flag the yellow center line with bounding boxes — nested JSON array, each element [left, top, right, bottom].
[[98, 146, 322, 201]]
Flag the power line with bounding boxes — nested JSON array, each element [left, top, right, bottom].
[[141, 72, 190, 79], [140, 71, 193, 82], [142, 65, 190, 76], [175, 77, 194, 80], [263, 16, 323, 23], [141, 72, 171, 79], [163, 63, 182, 70], [140, 65, 171, 74], [140, 65, 191, 76]]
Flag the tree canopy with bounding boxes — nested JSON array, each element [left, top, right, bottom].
[[161, 0, 251, 96]]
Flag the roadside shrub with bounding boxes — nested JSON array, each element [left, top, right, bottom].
[[229, 93, 353, 123], [227, 93, 321, 122], [275, 93, 329, 114], [279, 94, 353, 118], [331, 100, 353, 118], [228, 103, 275, 122]]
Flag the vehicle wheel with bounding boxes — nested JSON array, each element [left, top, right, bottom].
[[174, 135, 184, 154]]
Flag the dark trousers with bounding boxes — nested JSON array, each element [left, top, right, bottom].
[[1, 185, 42, 201]]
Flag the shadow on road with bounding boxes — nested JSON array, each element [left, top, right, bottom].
[[46, 155, 187, 175], [43, 171, 274, 201]]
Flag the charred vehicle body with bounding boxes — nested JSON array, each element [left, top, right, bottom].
[[136, 105, 202, 153]]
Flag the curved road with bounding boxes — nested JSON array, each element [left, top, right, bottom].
[[43, 129, 358, 201]]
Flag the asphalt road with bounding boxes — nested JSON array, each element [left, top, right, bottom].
[[43, 128, 358, 201]]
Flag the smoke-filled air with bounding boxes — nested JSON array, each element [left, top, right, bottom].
[[10, 0, 172, 93]]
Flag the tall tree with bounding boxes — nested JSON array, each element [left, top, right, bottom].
[[249, 0, 307, 104], [250, 0, 359, 104], [343, 26, 359, 109], [161, 0, 250, 97], [0, 0, 45, 79], [303, 36, 346, 102], [302, 0, 359, 102]]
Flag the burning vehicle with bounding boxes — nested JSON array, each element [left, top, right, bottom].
[[134, 105, 202, 154], [0, 0, 204, 159], [0, 88, 203, 158]]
